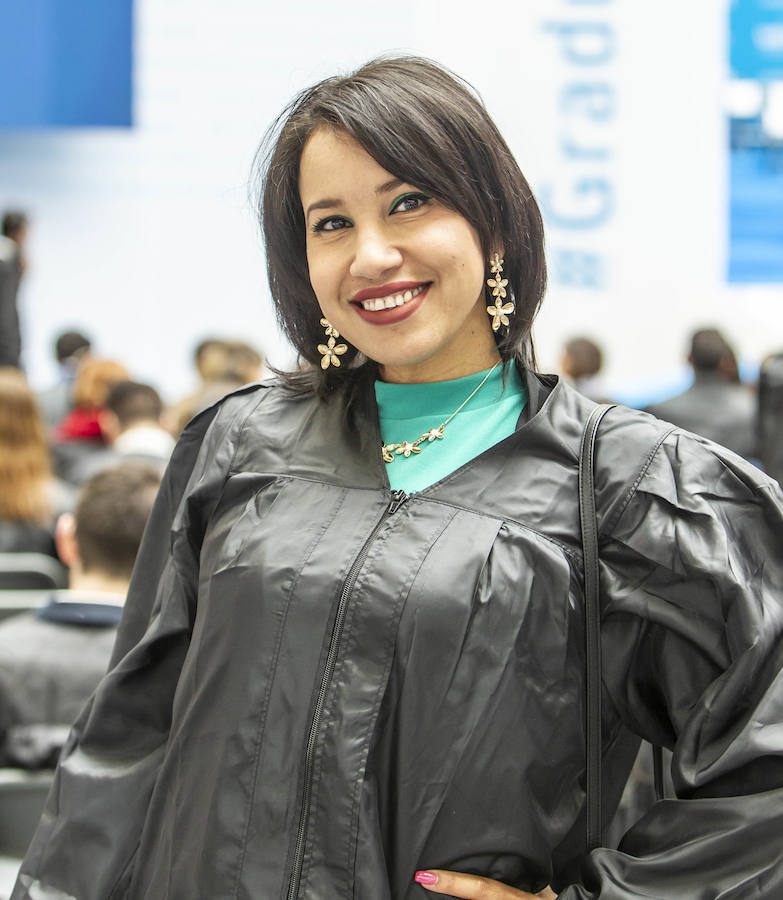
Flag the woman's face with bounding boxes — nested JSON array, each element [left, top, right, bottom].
[[298, 128, 501, 384]]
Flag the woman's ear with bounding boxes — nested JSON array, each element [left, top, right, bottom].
[[55, 512, 80, 568]]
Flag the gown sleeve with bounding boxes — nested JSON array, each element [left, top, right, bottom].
[[11, 388, 264, 900], [559, 424, 783, 899]]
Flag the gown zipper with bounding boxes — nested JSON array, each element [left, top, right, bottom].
[[286, 489, 408, 900]]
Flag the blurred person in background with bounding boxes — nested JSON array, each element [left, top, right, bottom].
[[171, 337, 232, 433], [36, 330, 92, 430], [758, 349, 783, 483], [645, 328, 758, 462], [54, 357, 130, 444], [225, 339, 264, 382], [0, 462, 162, 769], [102, 380, 175, 464], [0, 368, 69, 559], [51, 357, 130, 483], [559, 336, 609, 402], [0, 210, 29, 369], [172, 337, 264, 433], [70, 380, 176, 483]]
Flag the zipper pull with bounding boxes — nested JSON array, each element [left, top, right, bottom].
[[387, 490, 408, 515]]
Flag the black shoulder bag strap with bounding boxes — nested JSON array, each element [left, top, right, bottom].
[[579, 403, 665, 853], [578, 403, 614, 852]]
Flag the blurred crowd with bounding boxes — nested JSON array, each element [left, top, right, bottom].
[[0, 320, 267, 891], [0, 331, 264, 560], [560, 330, 783, 482], [0, 323, 264, 797]]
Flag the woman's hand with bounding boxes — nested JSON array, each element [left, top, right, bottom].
[[414, 870, 557, 899]]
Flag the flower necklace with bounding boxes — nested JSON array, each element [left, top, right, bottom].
[[381, 363, 501, 463]]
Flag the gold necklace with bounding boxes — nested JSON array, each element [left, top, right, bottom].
[[381, 363, 501, 463]]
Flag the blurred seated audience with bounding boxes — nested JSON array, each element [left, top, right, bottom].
[[559, 336, 610, 402], [0, 462, 162, 768], [758, 350, 783, 483], [51, 357, 130, 483], [645, 328, 758, 462], [36, 331, 92, 431], [172, 337, 263, 434], [54, 358, 129, 443], [0, 369, 69, 559], [69, 381, 175, 483]]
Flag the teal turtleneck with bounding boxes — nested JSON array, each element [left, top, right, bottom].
[[375, 364, 527, 494]]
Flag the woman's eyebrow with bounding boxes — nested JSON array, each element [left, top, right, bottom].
[[376, 177, 404, 195], [305, 178, 406, 219], [305, 197, 341, 218]]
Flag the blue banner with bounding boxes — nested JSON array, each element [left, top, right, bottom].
[[0, 0, 133, 128], [731, 0, 783, 79]]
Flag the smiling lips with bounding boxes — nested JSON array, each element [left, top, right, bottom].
[[355, 283, 427, 311], [351, 282, 430, 325]]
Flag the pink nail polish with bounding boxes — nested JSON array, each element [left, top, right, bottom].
[[414, 871, 438, 885]]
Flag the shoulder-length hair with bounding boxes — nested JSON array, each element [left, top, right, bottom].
[[72, 358, 130, 408], [0, 367, 53, 523], [253, 56, 546, 396]]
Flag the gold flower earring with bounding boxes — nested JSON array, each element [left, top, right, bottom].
[[486, 253, 514, 332], [317, 318, 348, 369]]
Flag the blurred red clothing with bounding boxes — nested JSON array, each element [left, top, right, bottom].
[[55, 406, 106, 443]]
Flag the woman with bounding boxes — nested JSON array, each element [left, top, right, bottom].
[[52, 357, 131, 485], [0, 367, 62, 558], [13, 58, 783, 900], [54, 357, 130, 444], [171, 338, 265, 435]]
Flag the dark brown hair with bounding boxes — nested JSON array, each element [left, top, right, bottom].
[[563, 337, 603, 379], [254, 55, 547, 396], [689, 328, 734, 374], [1, 210, 27, 239], [75, 462, 161, 578], [106, 381, 163, 428]]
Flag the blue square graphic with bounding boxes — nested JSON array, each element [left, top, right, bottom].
[[728, 2, 783, 282], [0, 0, 133, 128]]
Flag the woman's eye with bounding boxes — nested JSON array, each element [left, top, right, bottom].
[[390, 192, 431, 214], [312, 216, 351, 233]]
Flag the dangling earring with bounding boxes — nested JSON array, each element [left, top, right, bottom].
[[486, 253, 514, 332], [317, 318, 348, 370]]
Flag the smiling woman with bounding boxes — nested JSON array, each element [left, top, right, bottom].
[[299, 128, 496, 384], [257, 56, 546, 394], [12, 57, 783, 900]]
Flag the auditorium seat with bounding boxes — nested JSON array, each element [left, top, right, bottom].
[[0, 591, 50, 622], [0, 554, 67, 591]]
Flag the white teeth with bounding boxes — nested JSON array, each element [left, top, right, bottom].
[[359, 284, 426, 311]]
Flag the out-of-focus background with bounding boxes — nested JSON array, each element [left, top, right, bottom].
[[1, 2, 783, 887], [1, 0, 781, 403]]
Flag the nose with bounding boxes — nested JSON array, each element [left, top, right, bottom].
[[349, 226, 403, 280]]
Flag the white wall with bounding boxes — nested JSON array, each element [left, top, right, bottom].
[[1, 0, 780, 402]]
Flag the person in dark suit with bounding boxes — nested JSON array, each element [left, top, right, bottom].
[[0, 212, 28, 370], [646, 328, 759, 462], [0, 462, 161, 767], [759, 350, 783, 484]]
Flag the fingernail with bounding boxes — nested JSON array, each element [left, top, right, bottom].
[[414, 871, 438, 885]]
